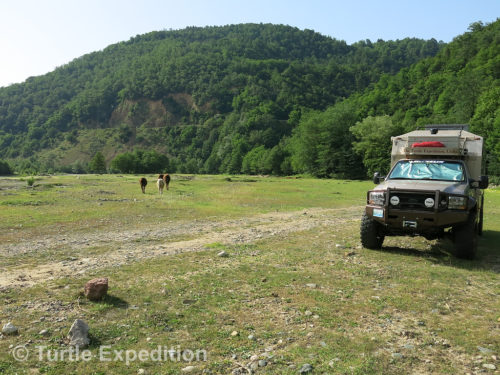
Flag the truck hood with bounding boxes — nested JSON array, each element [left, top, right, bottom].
[[374, 180, 469, 195]]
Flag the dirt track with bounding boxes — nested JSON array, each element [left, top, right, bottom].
[[0, 206, 362, 288]]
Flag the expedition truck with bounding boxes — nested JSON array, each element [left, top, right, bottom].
[[361, 124, 488, 259]]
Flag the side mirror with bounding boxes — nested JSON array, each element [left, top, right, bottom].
[[373, 172, 381, 184], [479, 175, 489, 189]]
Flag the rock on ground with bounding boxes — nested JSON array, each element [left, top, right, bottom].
[[2, 322, 18, 335], [67, 319, 90, 348], [84, 277, 109, 301], [299, 363, 313, 373]]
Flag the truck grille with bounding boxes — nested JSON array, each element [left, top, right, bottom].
[[389, 191, 436, 211]]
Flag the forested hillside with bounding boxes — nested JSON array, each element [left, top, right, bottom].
[[291, 20, 500, 178], [0, 23, 442, 174]]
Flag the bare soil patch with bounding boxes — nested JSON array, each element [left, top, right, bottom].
[[0, 206, 362, 288]]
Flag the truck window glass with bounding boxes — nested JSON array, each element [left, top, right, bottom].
[[388, 161, 464, 181]]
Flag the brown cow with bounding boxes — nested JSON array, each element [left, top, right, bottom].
[[163, 173, 171, 190], [139, 177, 147, 194]]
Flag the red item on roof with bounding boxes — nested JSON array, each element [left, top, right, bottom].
[[411, 141, 445, 148]]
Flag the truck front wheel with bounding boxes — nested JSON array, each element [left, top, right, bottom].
[[360, 212, 385, 249], [453, 212, 478, 259]]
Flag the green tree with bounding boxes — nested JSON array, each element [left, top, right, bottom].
[[290, 102, 363, 178], [89, 152, 107, 173], [111, 153, 138, 173], [350, 115, 404, 176]]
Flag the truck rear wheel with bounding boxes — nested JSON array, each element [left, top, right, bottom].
[[453, 212, 478, 259], [360, 212, 385, 249]]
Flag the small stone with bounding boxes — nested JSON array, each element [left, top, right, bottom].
[[39, 329, 49, 336], [258, 360, 267, 367], [306, 283, 317, 289], [299, 363, 313, 373], [217, 251, 229, 258], [230, 331, 239, 337], [248, 334, 255, 340], [2, 323, 18, 335], [441, 340, 451, 348], [391, 352, 403, 359], [250, 355, 259, 361], [84, 277, 108, 301], [336, 244, 345, 249], [182, 366, 196, 373], [477, 346, 493, 354], [67, 319, 90, 348], [329, 358, 341, 366], [482, 364, 496, 370], [138, 369, 146, 375], [304, 310, 313, 316]]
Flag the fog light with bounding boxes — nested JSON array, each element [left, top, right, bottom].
[[390, 196, 400, 205], [424, 198, 435, 208]]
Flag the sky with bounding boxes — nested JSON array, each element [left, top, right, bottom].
[[0, 0, 499, 88]]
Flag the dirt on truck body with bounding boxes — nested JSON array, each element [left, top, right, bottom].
[[361, 124, 489, 259]]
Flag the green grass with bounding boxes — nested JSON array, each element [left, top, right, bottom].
[[0, 175, 498, 374], [0, 175, 369, 236]]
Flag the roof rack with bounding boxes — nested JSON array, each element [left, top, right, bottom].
[[424, 124, 469, 131]]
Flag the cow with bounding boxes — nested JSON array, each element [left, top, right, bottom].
[[157, 178, 165, 195], [163, 173, 171, 190], [139, 177, 148, 194]]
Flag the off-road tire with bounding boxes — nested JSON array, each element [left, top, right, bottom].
[[453, 212, 478, 259], [360, 212, 385, 250], [478, 195, 484, 236]]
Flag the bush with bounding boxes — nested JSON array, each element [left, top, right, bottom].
[[26, 176, 36, 186], [0, 160, 13, 175]]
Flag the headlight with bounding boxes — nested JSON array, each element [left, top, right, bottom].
[[448, 196, 467, 210], [424, 198, 435, 208], [369, 191, 385, 206]]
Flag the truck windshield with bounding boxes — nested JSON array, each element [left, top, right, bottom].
[[388, 160, 465, 182]]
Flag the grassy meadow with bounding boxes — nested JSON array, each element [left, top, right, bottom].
[[0, 174, 498, 374]]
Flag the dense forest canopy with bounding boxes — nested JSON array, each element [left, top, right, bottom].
[[290, 19, 500, 177], [0, 21, 497, 178]]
